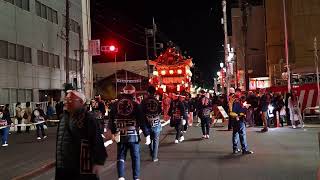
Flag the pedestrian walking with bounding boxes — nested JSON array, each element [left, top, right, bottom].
[[260, 90, 271, 132], [31, 103, 47, 140], [288, 92, 304, 128], [180, 94, 189, 133], [0, 105, 10, 147], [141, 86, 162, 162], [109, 84, 150, 180], [46, 102, 55, 120], [23, 102, 32, 133], [55, 90, 107, 180], [197, 91, 213, 139], [15, 102, 23, 133], [169, 94, 186, 144]]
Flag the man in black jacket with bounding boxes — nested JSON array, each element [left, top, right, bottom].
[[55, 90, 107, 180], [109, 84, 149, 180], [169, 94, 186, 144]]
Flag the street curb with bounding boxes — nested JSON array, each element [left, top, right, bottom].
[[11, 161, 55, 180]]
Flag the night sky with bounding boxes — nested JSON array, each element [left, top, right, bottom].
[[91, 0, 235, 88]]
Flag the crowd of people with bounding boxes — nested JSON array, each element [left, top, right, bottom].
[[0, 102, 52, 147], [0, 84, 306, 180]]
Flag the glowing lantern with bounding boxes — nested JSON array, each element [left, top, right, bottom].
[[177, 69, 182, 74], [161, 70, 166, 75], [169, 70, 174, 75], [153, 71, 159, 76], [177, 84, 181, 92]]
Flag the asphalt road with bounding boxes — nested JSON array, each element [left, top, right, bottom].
[[32, 124, 320, 180]]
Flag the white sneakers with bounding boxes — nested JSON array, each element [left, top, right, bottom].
[[205, 135, 210, 139], [179, 136, 185, 142], [43, 136, 47, 139], [145, 135, 151, 145], [2, 143, 8, 147], [37, 137, 41, 140], [292, 125, 297, 129], [202, 135, 206, 139], [118, 178, 125, 180], [174, 139, 179, 144]]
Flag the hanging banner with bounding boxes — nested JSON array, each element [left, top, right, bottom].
[[88, 40, 100, 56], [116, 79, 141, 83]]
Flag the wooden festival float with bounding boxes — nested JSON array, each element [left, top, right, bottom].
[[149, 47, 193, 94]]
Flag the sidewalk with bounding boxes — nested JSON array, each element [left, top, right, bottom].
[[0, 127, 57, 180]]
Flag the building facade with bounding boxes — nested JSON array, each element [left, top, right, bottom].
[[265, 0, 320, 85], [231, 5, 267, 90], [0, 0, 92, 104]]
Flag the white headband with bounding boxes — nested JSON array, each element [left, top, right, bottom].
[[67, 90, 86, 104]]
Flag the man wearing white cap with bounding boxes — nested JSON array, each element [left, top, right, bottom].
[[55, 90, 107, 180]]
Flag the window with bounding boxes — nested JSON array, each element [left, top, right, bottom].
[[22, 0, 29, 11], [18, 89, 25, 102], [25, 89, 32, 102], [15, 0, 22, 8], [24, 47, 31, 63], [43, 52, 49, 66], [49, 53, 54, 67], [41, 4, 47, 19], [0, 40, 8, 59], [8, 43, 16, 60], [0, 89, 10, 104], [4, 0, 14, 4], [52, 10, 58, 24], [54, 55, 60, 68], [10, 89, 17, 104], [16, 44, 24, 62], [47, 7, 53, 22], [37, 50, 43, 65], [35, 1, 41, 16]]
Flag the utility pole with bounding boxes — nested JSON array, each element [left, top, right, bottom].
[[314, 37, 320, 108], [153, 17, 157, 58], [145, 28, 150, 79], [78, 25, 83, 91], [283, 0, 291, 93], [222, 0, 230, 96], [65, 0, 70, 83], [240, 0, 249, 91]]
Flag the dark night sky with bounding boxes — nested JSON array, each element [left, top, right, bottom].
[[91, 0, 235, 87]]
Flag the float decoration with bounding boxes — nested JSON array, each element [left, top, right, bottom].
[[149, 47, 193, 94]]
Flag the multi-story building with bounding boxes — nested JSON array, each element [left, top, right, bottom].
[[0, 0, 92, 104], [265, 0, 320, 85], [231, 3, 267, 90]]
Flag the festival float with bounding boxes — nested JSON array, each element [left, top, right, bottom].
[[149, 47, 193, 94]]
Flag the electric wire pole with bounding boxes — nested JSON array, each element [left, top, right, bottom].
[[222, 0, 230, 95], [65, 0, 70, 83]]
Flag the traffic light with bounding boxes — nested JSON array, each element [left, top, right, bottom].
[[109, 45, 116, 52], [101, 45, 118, 53]]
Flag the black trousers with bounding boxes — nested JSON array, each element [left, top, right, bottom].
[[17, 118, 22, 133], [201, 117, 211, 135], [175, 122, 183, 140]]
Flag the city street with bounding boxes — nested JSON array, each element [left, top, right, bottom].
[[28, 124, 320, 180]]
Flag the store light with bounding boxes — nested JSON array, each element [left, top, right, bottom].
[[161, 70, 166, 75], [177, 69, 183, 74], [169, 70, 174, 75]]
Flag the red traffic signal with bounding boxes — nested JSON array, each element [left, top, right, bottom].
[[101, 45, 118, 53], [109, 45, 116, 51]]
